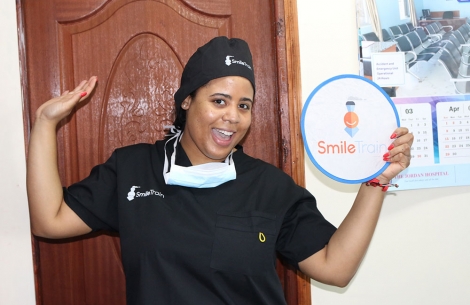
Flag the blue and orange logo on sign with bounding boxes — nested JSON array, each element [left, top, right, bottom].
[[344, 101, 359, 137]]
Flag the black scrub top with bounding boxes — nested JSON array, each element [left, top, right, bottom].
[[64, 138, 336, 305]]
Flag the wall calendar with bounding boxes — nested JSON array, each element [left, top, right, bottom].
[[391, 95, 470, 190]]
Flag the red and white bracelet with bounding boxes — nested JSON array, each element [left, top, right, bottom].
[[365, 178, 399, 192]]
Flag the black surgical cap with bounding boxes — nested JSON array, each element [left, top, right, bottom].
[[174, 36, 256, 108]]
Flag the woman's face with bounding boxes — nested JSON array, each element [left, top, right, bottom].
[[180, 76, 254, 165]]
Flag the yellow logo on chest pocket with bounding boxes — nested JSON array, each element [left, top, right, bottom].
[[259, 232, 266, 243]]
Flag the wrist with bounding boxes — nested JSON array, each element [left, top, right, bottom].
[[33, 114, 59, 130], [365, 177, 398, 192], [374, 174, 390, 185]]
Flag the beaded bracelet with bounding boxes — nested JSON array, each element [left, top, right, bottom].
[[365, 178, 399, 192]]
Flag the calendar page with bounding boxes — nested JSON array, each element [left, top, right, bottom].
[[391, 95, 470, 191]]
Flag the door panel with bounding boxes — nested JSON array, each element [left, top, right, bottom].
[[20, 0, 308, 304]]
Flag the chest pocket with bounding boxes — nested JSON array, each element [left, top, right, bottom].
[[210, 211, 277, 276]]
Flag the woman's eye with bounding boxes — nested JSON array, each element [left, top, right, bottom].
[[239, 103, 251, 110], [214, 99, 226, 105]]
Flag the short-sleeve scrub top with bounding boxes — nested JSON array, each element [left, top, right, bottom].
[[64, 138, 337, 305]]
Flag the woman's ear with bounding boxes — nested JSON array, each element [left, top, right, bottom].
[[181, 96, 192, 110]]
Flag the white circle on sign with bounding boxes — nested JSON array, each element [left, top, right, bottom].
[[301, 74, 399, 184]]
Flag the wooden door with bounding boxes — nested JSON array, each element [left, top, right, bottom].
[[19, 0, 307, 304]]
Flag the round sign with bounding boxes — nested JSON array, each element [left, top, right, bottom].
[[301, 74, 400, 184]]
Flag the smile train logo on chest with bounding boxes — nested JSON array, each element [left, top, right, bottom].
[[127, 186, 164, 201]]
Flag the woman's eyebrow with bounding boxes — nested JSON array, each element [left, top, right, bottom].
[[210, 93, 231, 99], [210, 93, 253, 103]]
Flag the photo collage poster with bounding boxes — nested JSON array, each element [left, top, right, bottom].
[[356, 0, 470, 190]]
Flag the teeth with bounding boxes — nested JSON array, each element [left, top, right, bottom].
[[215, 129, 233, 136]]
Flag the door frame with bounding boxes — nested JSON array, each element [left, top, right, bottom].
[[17, 0, 310, 303], [274, 1, 310, 304]]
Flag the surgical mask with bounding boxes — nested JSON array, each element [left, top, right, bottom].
[[163, 127, 236, 188]]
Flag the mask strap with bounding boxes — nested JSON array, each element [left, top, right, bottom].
[[225, 151, 234, 165], [163, 125, 234, 172], [163, 126, 182, 174]]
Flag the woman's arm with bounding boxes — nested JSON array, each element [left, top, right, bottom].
[[27, 76, 97, 238], [298, 127, 414, 287]]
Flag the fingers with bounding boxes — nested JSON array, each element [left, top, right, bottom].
[[70, 76, 97, 98], [383, 127, 414, 164], [80, 76, 97, 100], [387, 142, 411, 165], [377, 127, 415, 182], [61, 76, 98, 106], [83, 76, 98, 92], [389, 127, 409, 139], [73, 79, 88, 93], [36, 76, 98, 124]]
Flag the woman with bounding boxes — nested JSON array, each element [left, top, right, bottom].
[[27, 36, 413, 304]]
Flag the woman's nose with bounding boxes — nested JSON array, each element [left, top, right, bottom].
[[222, 104, 240, 123]]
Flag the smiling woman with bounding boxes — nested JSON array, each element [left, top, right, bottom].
[[18, 1, 353, 303], [27, 37, 333, 304], [26, 36, 413, 305], [180, 76, 253, 165]]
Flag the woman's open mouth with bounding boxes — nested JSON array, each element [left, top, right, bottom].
[[213, 128, 234, 141]]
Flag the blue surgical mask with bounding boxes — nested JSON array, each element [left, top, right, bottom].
[[163, 127, 236, 188]]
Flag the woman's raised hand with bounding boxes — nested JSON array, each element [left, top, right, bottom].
[[35, 76, 97, 125], [27, 76, 98, 238], [377, 127, 414, 183]]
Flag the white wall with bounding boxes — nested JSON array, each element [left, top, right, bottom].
[[298, 1, 470, 305], [0, 1, 36, 304]]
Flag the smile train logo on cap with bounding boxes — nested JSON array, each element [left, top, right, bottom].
[[225, 55, 252, 70], [225, 56, 234, 66]]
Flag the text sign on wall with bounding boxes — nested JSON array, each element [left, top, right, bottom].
[[371, 52, 406, 87]]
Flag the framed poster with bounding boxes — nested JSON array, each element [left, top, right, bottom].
[[355, 0, 470, 190]]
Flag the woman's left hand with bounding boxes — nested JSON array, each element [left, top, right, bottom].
[[377, 127, 414, 183]]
